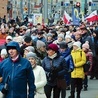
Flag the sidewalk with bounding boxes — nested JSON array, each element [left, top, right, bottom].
[[66, 78, 98, 98]]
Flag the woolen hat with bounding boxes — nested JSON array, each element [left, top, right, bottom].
[[36, 40, 45, 49], [25, 46, 35, 52], [73, 41, 81, 48], [58, 34, 64, 39], [59, 42, 68, 49], [47, 43, 59, 52], [65, 35, 71, 39], [6, 36, 13, 40], [47, 33, 53, 37], [26, 52, 37, 59], [82, 41, 89, 50]]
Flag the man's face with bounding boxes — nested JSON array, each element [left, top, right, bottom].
[[37, 33, 43, 38], [81, 29, 87, 35], [8, 49, 18, 58]]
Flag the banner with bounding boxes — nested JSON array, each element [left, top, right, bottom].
[[33, 13, 42, 25], [72, 7, 80, 26]]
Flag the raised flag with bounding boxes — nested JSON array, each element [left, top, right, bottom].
[[62, 11, 72, 24], [85, 10, 98, 22]]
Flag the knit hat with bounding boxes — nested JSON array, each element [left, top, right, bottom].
[[13, 36, 23, 43], [26, 52, 37, 59], [65, 35, 71, 39], [6, 36, 13, 40], [59, 42, 68, 49], [36, 40, 45, 49], [73, 41, 81, 48], [82, 41, 89, 50], [58, 34, 64, 39], [1, 49, 7, 55], [25, 46, 35, 52], [47, 33, 53, 37], [47, 43, 59, 52], [66, 31, 70, 35]]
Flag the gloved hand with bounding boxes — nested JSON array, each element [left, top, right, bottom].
[[1, 87, 8, 95], [1, 82, 9, 95]]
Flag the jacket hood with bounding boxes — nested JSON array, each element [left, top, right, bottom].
[[7, 41, 20, 52]]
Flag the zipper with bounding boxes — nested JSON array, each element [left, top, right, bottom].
[[11, 63, 14, 98]]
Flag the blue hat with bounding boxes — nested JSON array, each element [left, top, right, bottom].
[[7, 41, 20, 52]]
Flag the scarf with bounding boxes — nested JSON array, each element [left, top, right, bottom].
[[48, 53, 57, 59]]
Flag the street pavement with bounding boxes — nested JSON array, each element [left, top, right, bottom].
[[66, 77, 98, 98], [0, 77, 98, 98]]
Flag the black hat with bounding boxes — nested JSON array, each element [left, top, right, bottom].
[[59, 42, 68, 49]]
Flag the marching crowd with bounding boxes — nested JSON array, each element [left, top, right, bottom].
[[0, 18, 98, 98]]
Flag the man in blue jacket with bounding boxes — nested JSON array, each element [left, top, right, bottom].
[[0, 41, 36, 98]]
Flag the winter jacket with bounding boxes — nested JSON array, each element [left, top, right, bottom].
[[42, 53, 68, 86], [60, 48, 74, 85], [33, 37, 47, 44], [0, 41, 35, 98], [71, 49, 86, 79], [60, 48, 74, 71], [85, 50, 93, 72], [0, 56, 35, 98], [33, 66, 47, 94]]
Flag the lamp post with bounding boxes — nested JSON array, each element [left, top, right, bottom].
[[20, 0, 23, 19], [43, 0, 48, 23], [28, 0, 30, 17]]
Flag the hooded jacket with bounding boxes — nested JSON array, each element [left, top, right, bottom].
[[0, 41, 35, 98], [71, 49, 86, 79], [60, 48, 74, 85]]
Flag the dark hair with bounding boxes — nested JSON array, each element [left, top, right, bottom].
[[24, 36, 32, 43]]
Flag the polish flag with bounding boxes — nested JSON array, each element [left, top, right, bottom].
[[85, 10, 98, 22], [62, 11, 72, 24]]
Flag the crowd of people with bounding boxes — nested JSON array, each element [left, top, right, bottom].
[[0, 17, 98, 98]]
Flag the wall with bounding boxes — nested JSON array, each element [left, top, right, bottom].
[[0, 0, 8, 18]]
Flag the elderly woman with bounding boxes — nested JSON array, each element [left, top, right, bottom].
[[42, 43, 68, 98], [26, 52, 47, 98]]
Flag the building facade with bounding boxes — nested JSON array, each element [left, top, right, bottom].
[[0, 0, 8, 18]]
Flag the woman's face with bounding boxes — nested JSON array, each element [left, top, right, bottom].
[[58, 37, 63, 42], [28, 57, 36, 67], [47, 49, 55, 56], [24, 49, 29, 56], [47, 36, 52, 41], [39, 46, 46, 52], [73, 45, 78, 50], [75, 34, 81, 40]]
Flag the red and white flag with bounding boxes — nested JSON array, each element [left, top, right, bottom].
[[62, 11, 72, 24], [85, 10, 98, 22]]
